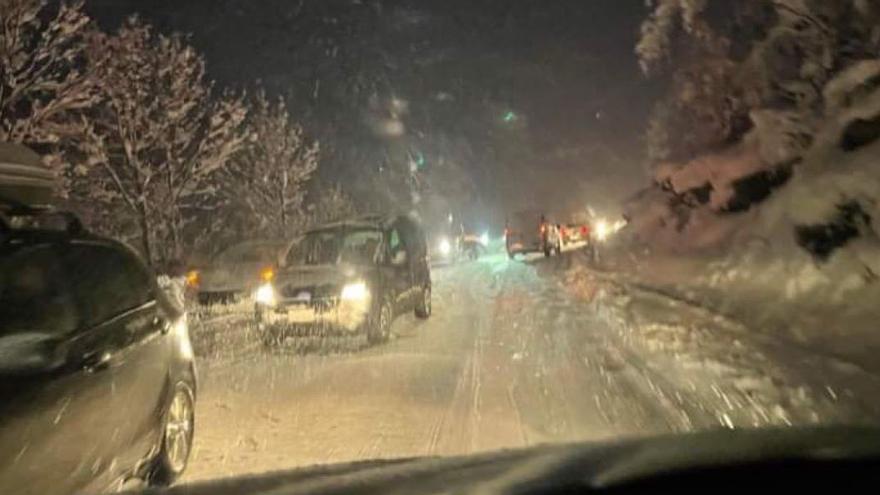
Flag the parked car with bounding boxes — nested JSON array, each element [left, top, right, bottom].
[[255, 215, 431, 345], [505, 209, 561, 258], [0, 203, 197, 495], [192, 240, 292, 305]]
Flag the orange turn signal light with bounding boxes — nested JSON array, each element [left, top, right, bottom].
[[186, 270, 200, 288], [260, 267, 275, 282]]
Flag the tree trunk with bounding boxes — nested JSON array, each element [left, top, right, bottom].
[[138, 202, 154, 266]]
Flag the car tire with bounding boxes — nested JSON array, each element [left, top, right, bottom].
[[414, 286, 432, 319], [367, 297, 393, 344], [148, 381, 195, 487]]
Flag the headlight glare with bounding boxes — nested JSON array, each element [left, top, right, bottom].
[[439, 238, 451, 256], [341, 281, 368, 301], [255, 283, 276, 305]]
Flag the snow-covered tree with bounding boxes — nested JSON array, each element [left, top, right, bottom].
[[78, 18, 248, 264], [306, 183, 357, 226], [631, 0, 880, 252], [639, 0, 880, 158], [0, 0, 98, 151], [219, 90, 318, 239]]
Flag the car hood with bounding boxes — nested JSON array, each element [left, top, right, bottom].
[[199, 262, 265, 292], [139, 427, 880, 494], [275, 264, 370, 293]]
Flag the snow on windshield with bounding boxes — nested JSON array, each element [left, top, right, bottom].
[[289, 229, 382, 266]]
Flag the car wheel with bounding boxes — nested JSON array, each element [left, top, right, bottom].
[[415, 286, 432, 319], [367, 298, 393, 344], [148, 381, 195, 487]]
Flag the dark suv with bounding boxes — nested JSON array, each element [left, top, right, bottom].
[[0, 206, 197, 495], [255, 214, 431, 344]]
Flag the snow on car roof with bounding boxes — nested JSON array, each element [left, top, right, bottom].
[[306, 215, 395, 233]]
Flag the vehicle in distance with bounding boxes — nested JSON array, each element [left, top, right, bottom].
[[191, 240, 291, 305], [559, 222, 590, 246], [505, 209, 561, 259], [429, 231, 457, 266], [0, 203, 196, 495], [255, 214, 431, 344], [128, 427, 880, 494]]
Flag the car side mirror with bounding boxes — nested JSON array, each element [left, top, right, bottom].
[[391, 249, 407, 266]]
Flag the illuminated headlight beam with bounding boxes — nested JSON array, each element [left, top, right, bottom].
[[595, 220, 609, 242], [341, 281, 369, 301], [255, 283, 277, 306], [438, 238, 451, 256]]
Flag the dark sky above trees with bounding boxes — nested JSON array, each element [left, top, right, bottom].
[[84, 0, 656, 219]]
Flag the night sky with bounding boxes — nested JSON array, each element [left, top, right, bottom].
[[85, 0, 656, 220]]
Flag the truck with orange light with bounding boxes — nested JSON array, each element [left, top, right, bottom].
[[559, 222, 591, 247], [505, 209, 561, 259], [190, 240, 293, 306]]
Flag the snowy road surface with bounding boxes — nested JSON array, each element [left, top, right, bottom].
[[183, 249, 880, 483]]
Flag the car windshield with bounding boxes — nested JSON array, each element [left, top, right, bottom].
[[4, 1, 880, 493], [213, 243, 282, 265], [288, 228, 382, 266]]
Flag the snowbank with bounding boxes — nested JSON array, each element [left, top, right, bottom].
[[609, 63, 880, 371]]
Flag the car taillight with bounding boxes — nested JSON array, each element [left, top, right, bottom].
[[581, 226, 588, 235], [540, 224, 546, 234]]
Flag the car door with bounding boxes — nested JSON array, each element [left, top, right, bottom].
[[63, 243, 173, 478], [384, 226, 413, 313], [0, 243, 117, 495], [396, 218, 428, 303]]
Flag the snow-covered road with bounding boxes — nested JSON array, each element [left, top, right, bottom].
[[182, 249, 880, 483]]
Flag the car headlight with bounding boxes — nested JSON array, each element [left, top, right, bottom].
[[341, 281, 368, 301], [480, 232, 489, 246], [439, 238, 451, 256], [255, 283, 276, 306]]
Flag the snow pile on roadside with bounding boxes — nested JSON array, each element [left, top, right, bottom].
[[600, 63, 880, 369]]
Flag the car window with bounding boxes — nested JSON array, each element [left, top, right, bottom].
[[341, 230, 382, 264], [287, 229, 381, 266], [388, 228, 402, 253], [0, 244, 78, 335], [64, 244, 153, 328]]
